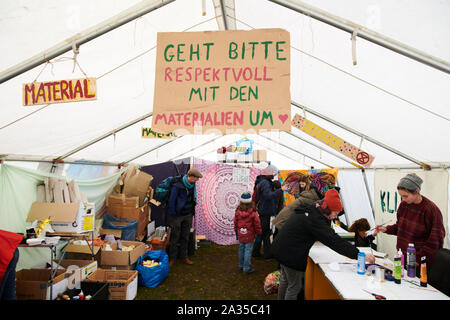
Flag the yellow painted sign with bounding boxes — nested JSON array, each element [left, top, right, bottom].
[[292, 114, 375, 168], [141, 127, 177, 139], [23, 78, 97, 106]]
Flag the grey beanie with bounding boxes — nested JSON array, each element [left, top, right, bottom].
[[397, 173, 423, 191]]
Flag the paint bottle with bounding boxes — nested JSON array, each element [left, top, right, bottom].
[[357, 252, 366, 275], [407, 243, 416, 278], [398, 248, 404, 278], [420, 256, 427, 287], [394, 251, 402, 284]]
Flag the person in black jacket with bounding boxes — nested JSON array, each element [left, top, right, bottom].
[[252, 165, 287, 259], [271, 189, 375, 300]]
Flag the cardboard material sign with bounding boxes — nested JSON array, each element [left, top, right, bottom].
[[292, 114, 375, 168], [152, 29, 291, 134], [23, 78, 97, 106]]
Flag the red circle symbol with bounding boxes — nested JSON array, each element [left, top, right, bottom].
[[356, 151, 370, 164]]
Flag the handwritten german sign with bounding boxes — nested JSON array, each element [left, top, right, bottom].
[[151, 29, 291, 135], [23, 78, 97, 106], [292, 114, 375, 168]]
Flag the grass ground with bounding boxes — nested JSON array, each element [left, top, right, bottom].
[[136, 243, 279, 300]]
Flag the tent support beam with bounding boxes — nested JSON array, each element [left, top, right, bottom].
[[124, 137, 181, 164], [0, 0, 175, 84], [59, 113, 153, 160], [291, 100, 432, 169], [256, 134, 333, 168], [168, 135, 226, 162], [361, 168, 375, 219], [270, 0, 450, 74]]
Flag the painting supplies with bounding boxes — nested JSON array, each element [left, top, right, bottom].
[[407, 243, 416, 278], [357, 252, 366, 275], [362, 289, 386, 300], [375, 267, 385, 282], [368, 219, 394, 232], [394, 250, 402, 284], [399, 248, 404, 278], [420, 256, 427, 287]]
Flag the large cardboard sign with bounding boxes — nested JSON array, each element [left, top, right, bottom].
[[292, 114, 375, 168], [23, 78, 97, 106], [374, 169, 449, 260], [152, 29, 291, 134]]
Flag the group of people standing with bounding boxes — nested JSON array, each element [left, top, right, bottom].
[[164, 166, 446, 301]]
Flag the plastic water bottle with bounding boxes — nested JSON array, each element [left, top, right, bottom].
[[394, 251, 402, 284], [357, 252, 366, 275], [407, 243, 416, 278], [399, 248, 404, 278]]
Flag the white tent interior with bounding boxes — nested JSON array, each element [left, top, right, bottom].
[[1, 0, 449, 263]]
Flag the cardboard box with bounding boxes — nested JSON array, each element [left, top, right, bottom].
[[55, 259, 98, 282], [253, 150, 267, 162], [86, 269, 138, 300], [15, 269, 67, 300], [100, 240, 146, 269], [26, 202, 95, 233], [122, 169, 153, 207], [63, 241, 101, 261], [106, 194, 149, 241]]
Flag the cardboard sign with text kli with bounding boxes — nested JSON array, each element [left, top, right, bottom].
[[23, 78, 97, 106], [291, 114, 375, 168], [152, 29, 291, 134]]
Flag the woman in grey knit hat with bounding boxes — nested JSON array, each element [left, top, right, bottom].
[[374, 173, 445, 274]]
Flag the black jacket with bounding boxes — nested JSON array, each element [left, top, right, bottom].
[[271, 204, 360, 271]]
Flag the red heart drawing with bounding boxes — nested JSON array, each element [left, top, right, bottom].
[[278, 114, 289, 124]]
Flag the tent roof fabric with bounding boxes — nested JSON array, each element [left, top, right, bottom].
[[0, 0, 449, 170]]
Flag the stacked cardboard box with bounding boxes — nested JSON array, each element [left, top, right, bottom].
[[105, 165, 153, 241], [85, 269, 138, 300], [99, 240, 146, 270]]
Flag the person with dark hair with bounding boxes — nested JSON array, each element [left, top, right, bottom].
[[252, 165, 287, 259], [272, 180, 284, 214], [271, 189, 375, 300], [234, 192, 262, 274], [374, 173, 445, 273], [348, 218, 376, 249], [168, 168, 203, 267], [294, 175, 311, 198]]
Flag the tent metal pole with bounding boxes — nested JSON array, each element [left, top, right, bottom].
[[168, 135, 225, 161], [59, 113, 153, 160], [291, 100, 431, 169], [0, 157, 121, 167], [361, 168, 375, 219], [0, 0, 175, 84], [124, 137, 181, 164], [270, 0, 450, 74], [281, 131, 363, 168], [256, 134, 333, 168]]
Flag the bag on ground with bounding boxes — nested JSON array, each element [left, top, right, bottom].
[[136, 250, 169, 288]]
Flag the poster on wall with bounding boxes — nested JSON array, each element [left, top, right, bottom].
[[152, 29, 291, 135], [291, 114, 375, 168], [193, 159, 260, 245], [374, 169, 449, 260], [278, 168, 339, 206]]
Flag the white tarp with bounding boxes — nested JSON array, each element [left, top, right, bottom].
[[374, 169, 449, 260]]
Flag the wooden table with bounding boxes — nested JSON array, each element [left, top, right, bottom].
[[305, 242, 450, 300]]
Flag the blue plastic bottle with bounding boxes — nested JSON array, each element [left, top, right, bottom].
[[407, 243, 416, 278], [357, 252, 366, 275]]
